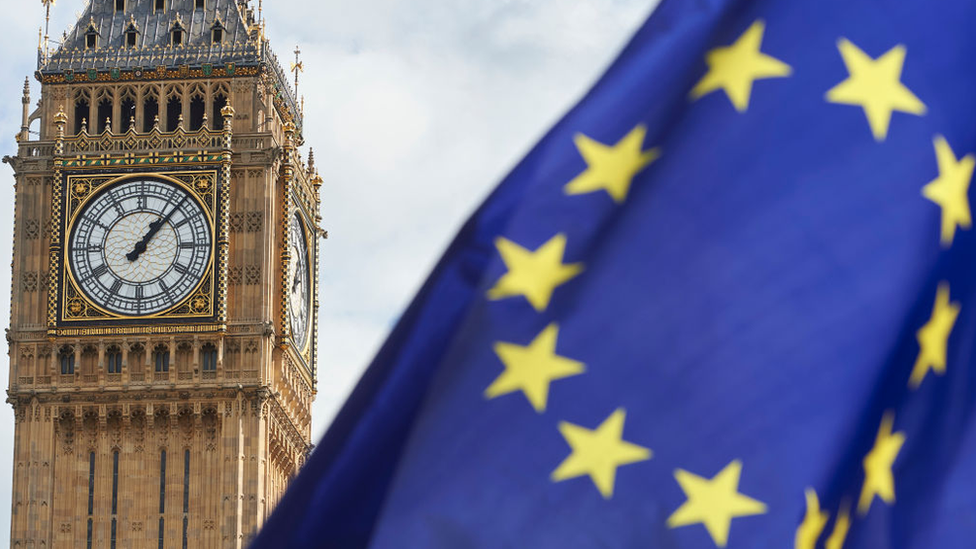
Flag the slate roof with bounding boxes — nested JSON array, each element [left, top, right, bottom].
[[50, 0, 255, 63], [39, 0, 302, 128]]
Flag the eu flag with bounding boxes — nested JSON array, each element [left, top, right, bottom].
[[253, 0, 976, 546]]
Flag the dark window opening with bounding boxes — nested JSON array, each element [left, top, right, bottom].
[[97, 98, 112, 133], [183, 449, 190, 513], [154, 349, 170, 372], [159, 450, 167, 513], [86, 33, 97, 49], [112, 451, 120, 515], [155, 0, 164, 10], [107, 349, 123, 374], [126, 30, 137, 47], [166, 96, 181, 132], [115, 0, 124, 12], [74, 98, 89, 134], [212, 28, 222, 44], [201, 344, 217, 371], [189, 96, 205, 130], [60, 352, 75, 375], [87, 451, 96, 515], [120, 98, 136, 133], [195, 0, 205, 9], [212, 94, 227, 130], [143, 96, 159, 132], [172, 29, 183, 46]]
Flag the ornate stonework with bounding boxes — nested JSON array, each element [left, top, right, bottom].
[[3, 0, 321, 547]]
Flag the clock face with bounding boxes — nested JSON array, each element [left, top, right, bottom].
[[288, 212, 311, 349], [67, 178, 212, 316]]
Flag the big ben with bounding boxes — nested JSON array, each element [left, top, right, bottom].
[[2, 0, 321, 547]]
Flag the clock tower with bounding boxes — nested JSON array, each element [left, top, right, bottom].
[[3, 0, 320, 547]]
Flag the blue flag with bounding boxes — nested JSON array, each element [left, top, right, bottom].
[[253, 0, 976, 546]]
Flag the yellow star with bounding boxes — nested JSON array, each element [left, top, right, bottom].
[[551, 409, 651, 499], [690, 20, 792, 112], [922, 136, 974, 247], [564, 125, 659, 203], [487, 234, 584, 312], [825, 39, 926, 141], [484, 323, 585, 413], [825, 502, 851, 549], [858, 411, 905, 515], [795, 488, 829, 549], [667, 460, 767, 547], [909, 283, 960, 389]]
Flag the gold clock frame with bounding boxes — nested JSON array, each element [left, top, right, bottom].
[[53, 169, 223, 330], [288, 204, 315, 360]]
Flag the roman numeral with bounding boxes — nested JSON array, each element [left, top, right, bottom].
[[87, 245, 102, 253], [174, 263, 188, 274], [110, 280, 122, 294], [92, 264, 108, 277], [135, 286, 144, 300]]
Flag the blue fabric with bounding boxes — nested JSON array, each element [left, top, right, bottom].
[[252, 0, 976, 546]]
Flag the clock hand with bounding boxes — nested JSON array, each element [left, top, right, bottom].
[[292, 269, 302, 292], [126, 195, 188, 262]]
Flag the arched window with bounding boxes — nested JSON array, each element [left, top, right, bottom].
[[201, 344, 217, 371], [107, 346, 122, 374], [97, 97, 112, 133], [189, 94, 205, 131], [85, 23, 98, 49], [212, 93, 227, 131], [120, 94, 136, 132], [153, 345, 169, 372], [143, 94, 159, 132], [59, 346, 75, 375], [74, 94, 90, 134], [166, 95, 181, 131]]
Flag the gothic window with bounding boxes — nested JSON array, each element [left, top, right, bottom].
[[115, 0, 125, 12], [212, 93, 227, 130], [172, 28, 184, 46], [126, 29, 137, 47], [59, 347, 75, 375], [155, 0, 164, 10], [153, 345, 169, 372], [81, 345, 98, 375], [86, 29, 97, 49], [97, 97, 112, 133], [74, 94, 90, 134], [143, 95, 159, 132], [107, 346, 122, 374], [166, 94, 181, 131], [120, 95, 136, 132], [211, 17, 225, 44], [195, 0, 205, 9], [201, 344, 217, 371], [189, 93, 205, 130]]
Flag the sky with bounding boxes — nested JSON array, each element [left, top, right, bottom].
[[0, 0, 654, 542]]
